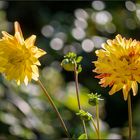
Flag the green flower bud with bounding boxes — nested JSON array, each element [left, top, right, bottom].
[[88, 98, 98, 106], [88, 93, 103, 106], [61, 52, 83, 73], [76, 110, 92, 121], [61, 58, 75, 71]]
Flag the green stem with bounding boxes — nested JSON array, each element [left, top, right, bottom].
[[96, 103, 100, 139], [74, 62, 88, 139], [128, 93, 132, 140], [91, 118, 99, 138], [37, 79, 70, 138], [82, 120, 88, 138]]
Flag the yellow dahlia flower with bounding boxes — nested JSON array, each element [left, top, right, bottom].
[[0, 21, 46, 85], [93, 34, 140, 100]]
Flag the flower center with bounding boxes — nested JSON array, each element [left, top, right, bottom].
[[120, 55, 131, 64], [9, 48, 31, 65], [119, 49, 137, 65]]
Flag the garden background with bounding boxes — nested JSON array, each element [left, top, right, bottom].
[[0, 0, 140, 139]]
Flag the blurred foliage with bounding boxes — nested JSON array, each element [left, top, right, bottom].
[[0, 0, 140, 139]]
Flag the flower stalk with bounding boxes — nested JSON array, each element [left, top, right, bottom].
[[74, 62, 81, 110], [74, 62, 88, 139], [128, 93, 132, 140], [61, 52, 87, 138], [91, 118, 99, 138], [37, 79, 70, 138], [96, 103, 100, 139], [88, 93, 103, 139]]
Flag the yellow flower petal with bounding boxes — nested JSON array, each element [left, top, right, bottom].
[[116, 34, 122, 44], [32, 73, 38, 81], [131, 81, 138, 96], [14, 21, 23, 39], [123, 84, 131, 101], [25, 35, 36, 47], [2, 31, 13, 40], [35, 48, 46, 58], [24, 76, 28, 86], [34, 60, 41, 66], [15, 32, 24, 45], [109, 84, 122, 95]]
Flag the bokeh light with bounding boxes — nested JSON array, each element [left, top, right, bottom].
[[82, 39, 94, 53], [95, 11, 112, 25], [74, 8, 89, 20], [54, 32, 67, 42], [125, 1, 136, 12], [92, 1, 105, 11], [50, 38, 64, 50], [74, 19, 87, 29], [41, 25, 54, 38], [92, 36, 106, 48], [125, 18, 136, 30], [72, 27, 85, 40]]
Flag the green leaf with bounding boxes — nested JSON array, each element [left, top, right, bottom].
[[76, 56, 83, 63], [78, 133, 86, 139], [65, 52, 76, 59], [77, 65, 82, 73]]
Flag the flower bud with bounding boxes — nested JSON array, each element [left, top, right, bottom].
[[76, 110, 92, 121], [88, 93, 103, 106], [88, 98, 98, 106], [61, 58, 75, 71]]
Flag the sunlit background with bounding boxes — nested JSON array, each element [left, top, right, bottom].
[[0, 1, 140, 139]]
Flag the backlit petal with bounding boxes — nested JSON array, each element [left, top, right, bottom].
[[35, 48, 46, 58], [25, 35, 36, 47], [132, 81, 138, 96], [14, 21, 23, 39], [109, 84, 122, 95]]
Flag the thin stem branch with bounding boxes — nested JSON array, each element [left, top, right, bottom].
[[128, 93, 132, 140], [96, 103, 100, 139], [74, 63, 81, 110], [82, 120, 88, 138], [91, 118, 99, 138], [74, 62, 88, 139], [37, 79, 70, 138]]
